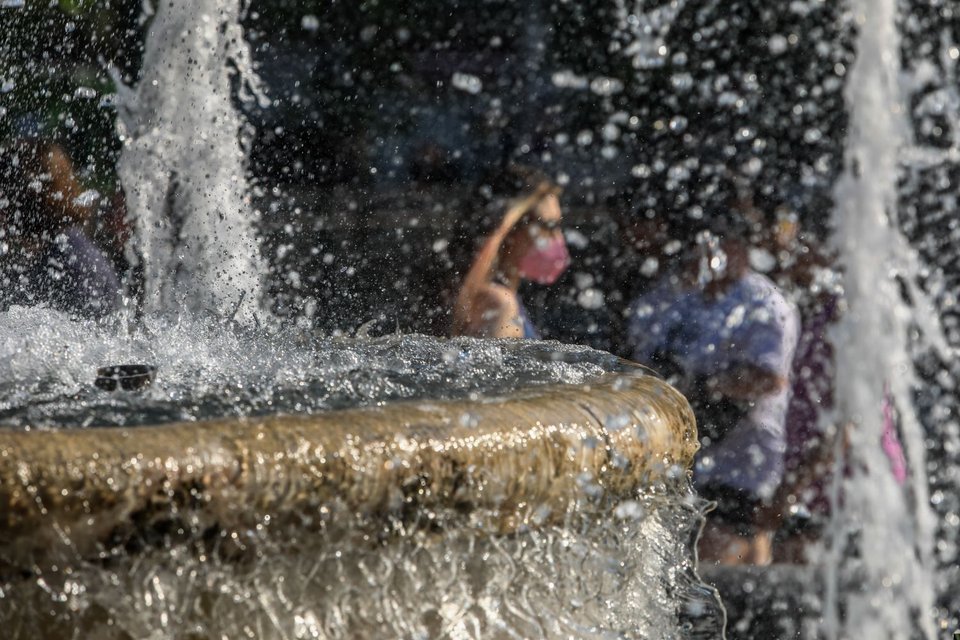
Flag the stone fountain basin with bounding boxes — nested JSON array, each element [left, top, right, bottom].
[[0, 371, 696, 571]]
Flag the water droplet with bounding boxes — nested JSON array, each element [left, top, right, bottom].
[[564, 228, 588, 249], [451, 72, 482, 95], [577, 288, 605, 310], [589, 76, 624, 96], [748, 248, 776, 273], [640, 257, 660, 277], [614, 500, 645, 520], [768, 34, 789, 55], [458, 412, 479, 428], [605, 413, 630, 431], [71, 189, 100, 208], [670, 73, 694, 92], [668, 164, 691, 182], [551, 70, 588, 90], [741, 157, 763, 175]]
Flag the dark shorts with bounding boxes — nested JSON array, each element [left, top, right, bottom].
[[699, 483, 763, 533]]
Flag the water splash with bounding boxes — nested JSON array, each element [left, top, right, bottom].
[[114, 0, 266, 323], [0, 306, 631, 429], [827, 0, 937, 636]]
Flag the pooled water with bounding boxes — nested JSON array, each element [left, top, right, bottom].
[[0, 306, 627, 430]]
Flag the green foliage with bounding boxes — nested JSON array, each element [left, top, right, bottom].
[[57, 0, 98, 15]]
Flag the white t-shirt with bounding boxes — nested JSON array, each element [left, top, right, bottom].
[[628, 271, 800, 499]]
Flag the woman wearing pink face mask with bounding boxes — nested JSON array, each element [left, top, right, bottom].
[[451, 164, 569, 339]]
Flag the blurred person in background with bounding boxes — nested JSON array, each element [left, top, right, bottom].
[[0, 123, 120, 318], [450, 163, 569, 339], [761, 199, 842, 558], [624, 198, 800, 566]]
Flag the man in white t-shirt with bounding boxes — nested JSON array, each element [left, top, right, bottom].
[[626, 219, 799, 565]]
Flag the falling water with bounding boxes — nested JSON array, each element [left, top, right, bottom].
[[114, 0, 265, 322], [828, 0, 937, 636]]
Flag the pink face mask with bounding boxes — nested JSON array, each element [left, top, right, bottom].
[[518, 235, 570, 285]]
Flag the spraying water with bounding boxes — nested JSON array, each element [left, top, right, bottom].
[[114, 0, 265, 322], [828, 0, 937, 636]]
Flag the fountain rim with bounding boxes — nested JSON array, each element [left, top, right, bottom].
[[0, 369, 697, 569]]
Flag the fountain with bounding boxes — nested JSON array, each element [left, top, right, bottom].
[[114, 0, 265, 322], [0, 1, 724, 638], [827, 0, 938, 636], [0, 339, 715, 637], [3, 0, 959, 638]]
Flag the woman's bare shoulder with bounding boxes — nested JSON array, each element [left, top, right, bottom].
[[471, 282, 519, 312]]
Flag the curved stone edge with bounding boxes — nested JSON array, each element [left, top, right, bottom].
[[0, 371, 697, 565]]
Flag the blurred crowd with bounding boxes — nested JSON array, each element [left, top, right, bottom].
[[0, 122, 902, 569], [447, 161, 845, 566]]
